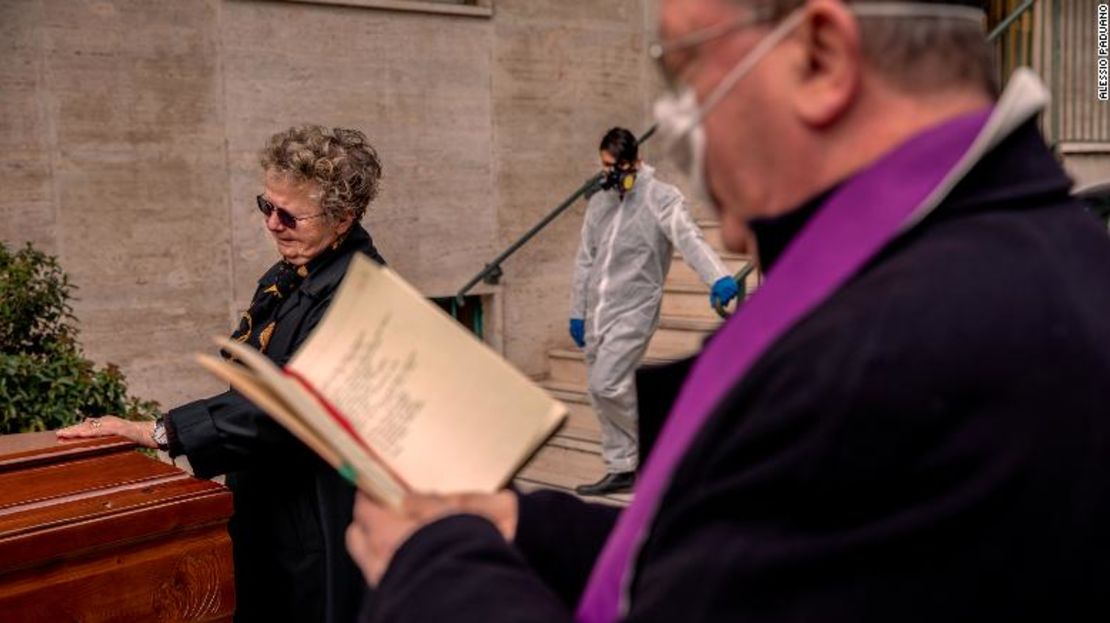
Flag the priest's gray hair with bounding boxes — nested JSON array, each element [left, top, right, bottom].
[[745, 0, 998, 95]]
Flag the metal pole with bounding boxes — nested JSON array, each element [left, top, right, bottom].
[[455, 172, 606, 305], [988, 0, 1037, 42]]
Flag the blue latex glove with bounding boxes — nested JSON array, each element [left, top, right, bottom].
[[569, 318, 586, 348], [710, 276, 740, 308]]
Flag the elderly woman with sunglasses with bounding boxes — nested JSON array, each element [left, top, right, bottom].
[[59, 125, 386, 623]]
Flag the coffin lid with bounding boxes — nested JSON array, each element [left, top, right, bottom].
[[0, 432, 231, 575]]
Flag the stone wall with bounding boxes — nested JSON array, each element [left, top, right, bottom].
[[0, 0, 666, 409], [1, 0, 233, 407]]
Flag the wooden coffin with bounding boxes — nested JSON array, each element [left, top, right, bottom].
[[0, 432, 235, 622]]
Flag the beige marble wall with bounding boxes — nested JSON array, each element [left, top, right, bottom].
[[0, 1, 57, 254], [0, 0, 665, 407], [1, 0, 233, 407]]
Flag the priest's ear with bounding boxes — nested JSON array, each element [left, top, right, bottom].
[[787, 0, 862, 129]]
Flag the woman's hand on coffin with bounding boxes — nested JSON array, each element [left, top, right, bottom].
[[56, 415, 158, 449]]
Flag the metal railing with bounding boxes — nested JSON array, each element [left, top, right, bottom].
[[993, 0, 1110, 145], [990, 0, 1038, 85], [453, 171, 606, 305], [1045, 0, 1110, 144], [989, 0, 1036, 42]]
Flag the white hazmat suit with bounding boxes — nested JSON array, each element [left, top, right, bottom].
[[570, 164, 729, 473]]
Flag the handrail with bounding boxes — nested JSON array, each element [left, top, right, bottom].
[[713, 263, 757, 319], [456, 1, 1039, 307], [453, 172, 603, 305], [988, 0, 1036, 42]]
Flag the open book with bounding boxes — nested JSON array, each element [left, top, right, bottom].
[[197, 255, 567, 508]]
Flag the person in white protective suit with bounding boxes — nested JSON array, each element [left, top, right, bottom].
[[569, 127, 740, 496]]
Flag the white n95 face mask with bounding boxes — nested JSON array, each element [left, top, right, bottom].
[[651, 2, 986, 203]]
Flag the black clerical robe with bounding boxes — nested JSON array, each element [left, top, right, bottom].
[[361, 118, 1110, 623]]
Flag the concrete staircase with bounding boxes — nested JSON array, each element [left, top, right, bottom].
[[514, 222, 757, 505]]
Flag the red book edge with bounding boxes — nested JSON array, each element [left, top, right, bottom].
[[283, 367, 414, 494]]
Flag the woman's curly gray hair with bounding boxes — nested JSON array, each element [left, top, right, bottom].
[[260, 125, 383, 222]]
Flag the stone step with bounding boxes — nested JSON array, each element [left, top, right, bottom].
[[660, 282, 719, 319], [547, 348, 683, 387], [517, 435, 604, 489], [645, 315, 720, 359], [549, 348, 589, 386], [660, 278, 760, 317], [541, 378, 588, 395], [513, 475, 632, 507], [666, 252, 751, 288], [515, 435, 632, 506], [541, 379, 599, 442]]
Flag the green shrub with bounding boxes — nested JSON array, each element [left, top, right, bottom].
[[0, 242, 158, 433]]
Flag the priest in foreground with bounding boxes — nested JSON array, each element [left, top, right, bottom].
[[347, 1, 1110, 621]]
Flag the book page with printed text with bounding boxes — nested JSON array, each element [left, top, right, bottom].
[[285, 255, 566, 494]]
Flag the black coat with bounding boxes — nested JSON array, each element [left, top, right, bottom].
[[168, 224, 384, 623], [363, 121, 1110, 622]]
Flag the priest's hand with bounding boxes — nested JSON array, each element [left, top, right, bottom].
[[346, 490, 518, 587], [56, 415, 158, 449]]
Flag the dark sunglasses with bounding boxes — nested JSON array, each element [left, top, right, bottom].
[[256, 195, 326, 229]]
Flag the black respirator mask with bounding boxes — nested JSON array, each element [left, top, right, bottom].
[[600, 166, 637, 195]]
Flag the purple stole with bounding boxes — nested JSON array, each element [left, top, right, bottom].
[[575, 108, 993, 622]]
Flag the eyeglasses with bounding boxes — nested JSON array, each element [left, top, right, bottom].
[[649, 6, 773, 86], [256, 195, 326, 229]]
